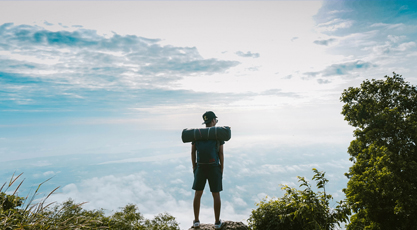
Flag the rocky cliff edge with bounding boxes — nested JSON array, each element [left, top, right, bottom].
[[188, 221, 248, 230]]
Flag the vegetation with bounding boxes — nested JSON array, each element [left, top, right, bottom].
[[340, 73, 417, 229], [1, 173, 180, 230], [248, 168, 350, 230]]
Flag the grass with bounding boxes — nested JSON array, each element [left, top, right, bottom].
[[1, 172, 180, 229]]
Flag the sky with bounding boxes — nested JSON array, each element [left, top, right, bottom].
[[1, 0, 417, 229]]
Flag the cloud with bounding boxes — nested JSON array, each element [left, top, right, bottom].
[[235, 51, 260, 58], [246, 66, 260, 71], [0, 23, 241, 110], [317, 19, 353, 32], [3, 143, 352, 228], [366, 41, 416, 55], [317, 79, 331, 84], [399, 5, 409, 11], [0, 23, 238, 76], [49, 173, 178, 214], [327, 9, 352, 15], [313, 38, 337, 46], [304, 60, 374, 77], [0, 70, 257, 112], [396, 41, 416, 51], [43, 171, 56, 176], [261, 164, 319, 174], [232, 197, 247, 207], [304, 72, 319, 78], [370, 23, 405, 30], [260, 89, 300, 98], [387, 35, 407, 43], [48, 172, 250, 229]]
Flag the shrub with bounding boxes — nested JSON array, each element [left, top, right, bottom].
[[248, 168, 350, 230]]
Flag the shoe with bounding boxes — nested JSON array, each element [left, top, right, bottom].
[[214, 219, 223, 229], [193, 220, 200, 228]]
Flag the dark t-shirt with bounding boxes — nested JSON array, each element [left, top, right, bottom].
[[192, 140, 224, 165]]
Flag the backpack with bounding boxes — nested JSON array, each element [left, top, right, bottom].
[[195, 140, 220, 165]]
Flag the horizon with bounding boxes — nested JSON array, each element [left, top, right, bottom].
[[1, 1, 417, 229]]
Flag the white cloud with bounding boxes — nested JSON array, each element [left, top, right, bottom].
[[235, 51, 260, 58], [232, 197, 248, 207], [396, 42, 416, 51], [254, 193, 268, 202], [304, 60, 375, 77], [337, 30, 380, 48], [235, 185, 246, 192], [314, 38, 337, 46], [317, 19, 354, 32], [328, 10, 352, 15], [365, 41, 416, 56], [175, 165, 187, 171], [0, 23, 240, 109], [387, 35, 407, 43], [48, 172, 250, 229], [370, 23, 405, 30], [261, 164, 319, 174], [43, 171, 56, 177], [171, 179, 184, 184], [50, 173, 167, 213], [370, 42, 393, 55], [98, 153, 186, 165]]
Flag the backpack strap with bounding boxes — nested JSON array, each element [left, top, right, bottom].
[[215, 127, 218, 140], [207, 127, 211, 140], [194, 129, 197, 141]]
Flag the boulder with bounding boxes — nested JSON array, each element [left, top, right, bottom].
[[188, 221, 248, 230]]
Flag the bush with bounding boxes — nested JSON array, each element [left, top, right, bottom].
[[248, 168, 350, 230], [1, 173, 180, 230]]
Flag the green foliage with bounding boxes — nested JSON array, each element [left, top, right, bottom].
[[340, 73, 417, 229], [144, 213, 180, 230], [1, 173, 180, 230], [107, 204, 145, 229], [0, 191, 25, 229], [248, 168, 350, 230], [44, 199, 107, 229]]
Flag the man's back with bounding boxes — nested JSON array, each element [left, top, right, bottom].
[[194, 140, 222, 165]]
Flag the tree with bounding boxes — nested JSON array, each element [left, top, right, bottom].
[[144, 212, 180, 230], [248, 168, 350, 230], [340, 73, 417, 229], [108, 204, 146, 230]]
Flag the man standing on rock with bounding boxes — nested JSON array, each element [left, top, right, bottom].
[[191, 111, 224, 229]]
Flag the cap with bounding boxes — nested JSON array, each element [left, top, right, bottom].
[[202, 111, 217, 125]]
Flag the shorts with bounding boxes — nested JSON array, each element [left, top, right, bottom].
[[192, 164, 223, 193]]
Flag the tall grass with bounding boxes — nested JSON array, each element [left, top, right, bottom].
[[0, 172, 104, 229], [1, 173, 180, 229]]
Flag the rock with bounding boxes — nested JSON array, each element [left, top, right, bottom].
[[188, 221, 248, 230]]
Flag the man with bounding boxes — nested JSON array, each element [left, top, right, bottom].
[[191, 111, 224, 229]]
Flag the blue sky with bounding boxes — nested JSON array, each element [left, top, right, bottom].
[[1, 1, 417, 229]]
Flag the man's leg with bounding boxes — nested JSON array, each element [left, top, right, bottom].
[[212, 192, 221, 223], [193, 190, 204, 222]]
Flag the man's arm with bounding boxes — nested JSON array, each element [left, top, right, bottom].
[[218, 145, 224, 173], [191, 143, 197, 171]]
